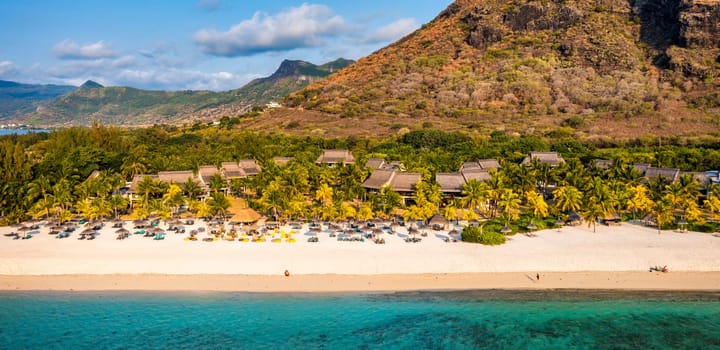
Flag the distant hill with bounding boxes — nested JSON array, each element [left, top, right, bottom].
[[229, 58, 354, 105], [285, 0, 720, 140], [19, 58, 353, 126], [0, 80, 76, 120]]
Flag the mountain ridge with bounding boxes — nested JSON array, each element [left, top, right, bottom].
[[283, 0, 720, 140], [0, 80, 77, 120], [15, 58, 352, 127]]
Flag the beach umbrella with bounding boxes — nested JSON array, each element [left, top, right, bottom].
[[554, 218, 564, 232], [82, 228, 96, 234], [501, 226, 512, 235], [526, 223, 537, 236], [17, 226, 31, 232], [115, 228, 129, 234], [152, 227, 165, 233]]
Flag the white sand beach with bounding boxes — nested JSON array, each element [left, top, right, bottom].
[[1, 220, 719, 291]]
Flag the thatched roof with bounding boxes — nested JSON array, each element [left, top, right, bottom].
[[238, 159, 261, 176], [158, 171, 196, 185], [634, 163, 651, 175], [462, 169, 491, 182], [477, 159, 501, 169], [316, 149, 355, 164], [198, 165, 220, 186], [682, 171, 709, 187], [229, 208, 261, 223], [221, 162, 245, 178], [522, 152, 565, 167], [362, 169, 394, 189], [128, 174, 158, 193], [429, 214, 448, 227], [390, 173, 421, 192], [435, 173, 465, 193], [460, 161, 482, 172], [645, 167, 680, 182], [365, 158, 386, 170], [228, 197, 262, 223]]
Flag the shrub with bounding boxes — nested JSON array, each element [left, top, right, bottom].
[[461, 225, 507, 245]]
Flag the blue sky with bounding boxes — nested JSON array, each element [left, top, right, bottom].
[[0, 1, 452, 91]]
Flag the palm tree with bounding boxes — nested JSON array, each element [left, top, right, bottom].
[[377, 186, 403, 219], [207, 192, 230, 219], [163, 184, 185, 217], [626, 184, 653, 221], [461, 180, 487, 217], [136, 176, 160, 211], [208, 173, 225, 193], [443, 202, 459, 225], [652, 198, 675, 234], [553, 185, 583, 214], [107, 194, 129, 220], [259, 179, 285, 220], [525, 190, 549, 224], [315, 183, 334, 206], [121, 146, 149, 181], [26, 175, 51, 203], [498, 189, 521, 227], [183, 178, 203, 201]]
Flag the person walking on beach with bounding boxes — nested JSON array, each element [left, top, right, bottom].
[[536, 273, 540, 281]]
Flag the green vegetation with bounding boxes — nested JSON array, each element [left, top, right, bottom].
[[2, 126, 720, 246]]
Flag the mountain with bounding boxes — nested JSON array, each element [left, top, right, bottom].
[[0, 80, 76, 120], [19, 59, 352, 127], [285, 0, 720, 140], [227, 58, 354, 106]]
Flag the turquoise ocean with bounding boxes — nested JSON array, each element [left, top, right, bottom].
[[1, 290, 719, 349]]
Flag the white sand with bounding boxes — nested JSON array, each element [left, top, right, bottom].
[[1, 221, 719, 276]]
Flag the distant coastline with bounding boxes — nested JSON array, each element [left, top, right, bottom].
[[0, 128, 50, 136]]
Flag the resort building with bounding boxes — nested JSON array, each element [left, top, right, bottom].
[[316, 149, 355, 165], [521, 152, 565, 167], [459, 159, 500, 183], [435, 172, 466, 198], [361, 169, 422, 204], [644, 167, 681, 183], [365, 158, 405, 171]]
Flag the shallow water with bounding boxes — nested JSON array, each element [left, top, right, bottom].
[[0, 290, 718, 349]]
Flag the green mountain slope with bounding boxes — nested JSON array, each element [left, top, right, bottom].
[[0, 80, 76, 120], [286, 0, 720, 139], [21, 58, 352, 126], [229, 58, 354, 104]]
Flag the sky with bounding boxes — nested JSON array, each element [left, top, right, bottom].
[[0, 1, 452, 91]]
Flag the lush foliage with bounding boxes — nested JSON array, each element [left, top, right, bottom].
[[1, 126, 719, 245]]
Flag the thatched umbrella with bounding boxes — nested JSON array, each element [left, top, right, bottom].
[[115, 228, 129, 234], [501, 226, 512, 235], [408, 226, 419, 241], [17, 226, 31, 232]]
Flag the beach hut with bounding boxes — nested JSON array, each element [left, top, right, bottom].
[[567, 211, 582, 226], [428, 214, 449, 231], [228, 207, 261, 225]]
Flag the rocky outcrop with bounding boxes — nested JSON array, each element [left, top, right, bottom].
[[679, 0, 720, 48]]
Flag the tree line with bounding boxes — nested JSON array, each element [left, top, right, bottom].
[[1, 124, 719, 244]]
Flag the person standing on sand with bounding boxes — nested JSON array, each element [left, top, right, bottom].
[[536, 273, 540, 281]]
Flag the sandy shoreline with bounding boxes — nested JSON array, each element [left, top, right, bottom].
[[2, 272, 720, 292], [1, 220, 719, 292]]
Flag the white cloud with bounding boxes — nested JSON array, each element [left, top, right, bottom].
[[0, 60, 18, 78], [365, 18, 419, 44], [53, 39, 116, 60], [193, 3, 348, 57]]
